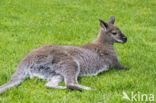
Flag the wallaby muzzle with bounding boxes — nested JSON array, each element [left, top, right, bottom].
[[121, 34, 127, 43]]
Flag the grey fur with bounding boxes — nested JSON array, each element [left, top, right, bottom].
[[0, 16, 129, 94]]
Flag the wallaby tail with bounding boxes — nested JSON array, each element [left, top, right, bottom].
[[0, 70, 28, 95]]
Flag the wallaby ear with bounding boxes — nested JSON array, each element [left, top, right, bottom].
[[108, 16, 115, 24], [99, 19, 108, 31]]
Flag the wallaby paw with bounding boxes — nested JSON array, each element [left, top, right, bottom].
[[90, 87, 97, 90], [124, 67, 130, 70]]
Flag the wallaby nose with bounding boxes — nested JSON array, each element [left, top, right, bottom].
[[122, 36, 127, 42]]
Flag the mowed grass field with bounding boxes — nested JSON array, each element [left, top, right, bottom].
[[0, 0, 156, 103]]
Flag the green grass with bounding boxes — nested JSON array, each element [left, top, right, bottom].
[[0, 0, 156, 103]]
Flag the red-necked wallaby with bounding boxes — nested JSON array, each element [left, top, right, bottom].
[[0, 16, 129, 94]]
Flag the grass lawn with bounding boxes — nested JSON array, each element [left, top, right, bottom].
[[0, 0, 156, 103]]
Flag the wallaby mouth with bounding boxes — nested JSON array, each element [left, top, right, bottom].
[[115, 36, 127, 43]]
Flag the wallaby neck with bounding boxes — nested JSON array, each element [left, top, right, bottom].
[[94, 29, 114, 45], [81, 29, 115, 53], [81, 41, 114, 53]]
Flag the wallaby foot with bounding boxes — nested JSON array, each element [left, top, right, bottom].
[[122, 67, 130, 70], [45, 75, 66, 90], [118, 66, 130, 70], [67, 84, 96, 91], [45, 84, 67, 89], [114, 64, 130, 70]]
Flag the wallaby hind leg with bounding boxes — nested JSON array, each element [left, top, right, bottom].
[[0, 69, 28, 94], [45, 75, 66, 89], [61, 62, 96, 91]]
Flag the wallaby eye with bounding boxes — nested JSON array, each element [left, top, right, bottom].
[[112, 32, 117, 35]]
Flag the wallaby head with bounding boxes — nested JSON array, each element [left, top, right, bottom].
[[95, 16, 127, 44]]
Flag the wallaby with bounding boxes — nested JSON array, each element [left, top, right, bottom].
[[0, 16, 129, 94]]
